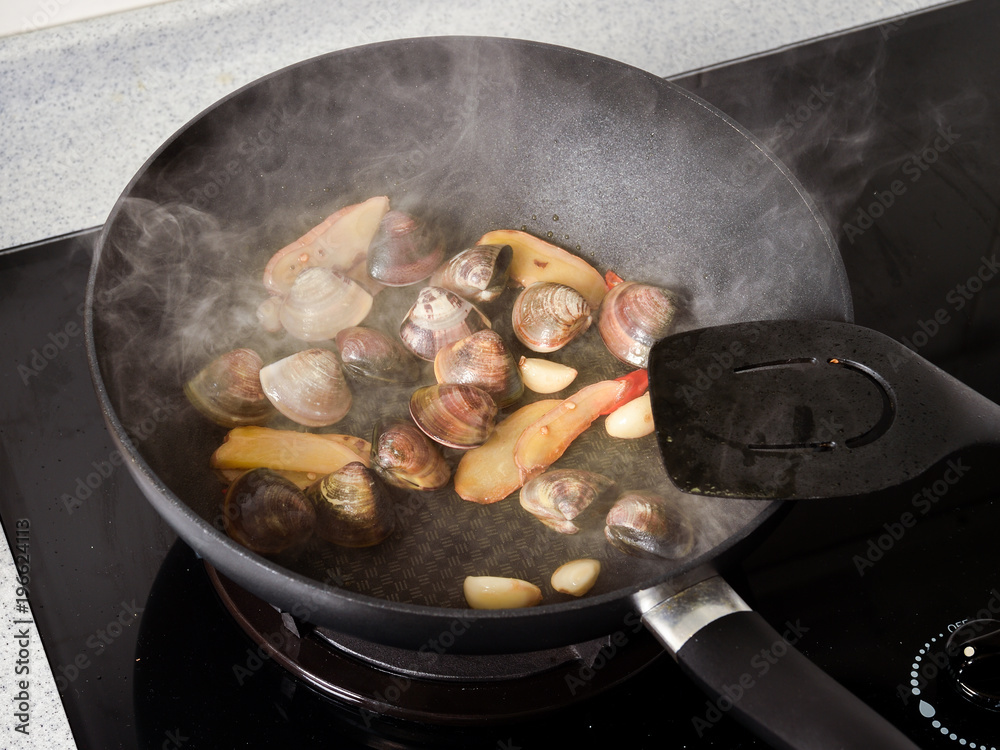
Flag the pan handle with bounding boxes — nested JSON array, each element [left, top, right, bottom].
[[636, 577, 920, 750]]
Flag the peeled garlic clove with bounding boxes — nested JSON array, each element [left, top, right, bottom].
[[605, 392, 655, 439], [463, 576, 543, 609], [518, 356, 578, 394], [550, 559, 601, 597]]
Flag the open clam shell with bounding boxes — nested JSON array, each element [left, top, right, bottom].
[[428, 243, 512, 304], [305, 462, 395, 547], [370, 419, 451, 491], [184, 348, 274, 428], [512, 281, 592, 353], [279, 267, 373, 342], [433, 329, 523, 408], [409, 383, 498, 450], [259, 348, 352, 427], [597, 281, 678, 367], [399, 286, 491, 361]]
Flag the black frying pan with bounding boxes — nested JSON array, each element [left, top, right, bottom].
[[86, 37, 915, 749]]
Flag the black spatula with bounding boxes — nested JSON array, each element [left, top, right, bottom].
[[646, 319, 1000, 500]]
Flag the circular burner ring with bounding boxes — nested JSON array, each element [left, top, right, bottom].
[[207, 562, 664, 724]]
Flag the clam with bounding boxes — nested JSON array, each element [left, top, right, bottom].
[[409, 383, 497, 450], [428, 244, 512, 304], [279, 267, 373, 342], [433, 330, 523, 408], [598, 281, 678, 367], [184, 348, 274, 428], [604, 490, 694, 560], [519, 469, 616, 534], [259, 348, 352, 427], [223, 468, 316, 554], [511, 282, 592, 353], [399, 286, 491, 361], [305, 462, 395, 547], [367, 211, 445, 286], [370, 419, 451, 491], [335, 326, 420, 384]]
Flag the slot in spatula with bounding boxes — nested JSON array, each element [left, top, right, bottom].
[[646, 319, 1000, 500]]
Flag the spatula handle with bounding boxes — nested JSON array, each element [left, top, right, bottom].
[[638, 577, 920, 749]]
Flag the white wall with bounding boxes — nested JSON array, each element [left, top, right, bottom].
[[0, 0, 176, 37]]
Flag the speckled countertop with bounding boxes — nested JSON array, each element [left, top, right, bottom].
[[0, 0, 950, 747]]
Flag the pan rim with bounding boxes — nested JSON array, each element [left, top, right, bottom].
[[85, 35, 850, 646]]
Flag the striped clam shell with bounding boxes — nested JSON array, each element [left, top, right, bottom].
[[399, 286, 491, 361], [511, 282, 592, 353]]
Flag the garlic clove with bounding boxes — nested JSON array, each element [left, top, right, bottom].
[[550, 558, 601, 596], [463, 576, 543, 609], [517, 356, 578, 393], [604, 391, 655, 438]]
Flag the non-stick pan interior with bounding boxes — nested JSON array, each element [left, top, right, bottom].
[[89, 38, 850, 626]]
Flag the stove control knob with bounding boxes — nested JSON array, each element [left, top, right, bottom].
[[945, 619, 1000, 711]]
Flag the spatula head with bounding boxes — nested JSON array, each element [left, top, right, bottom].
[[647, 320, 978, 500]]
